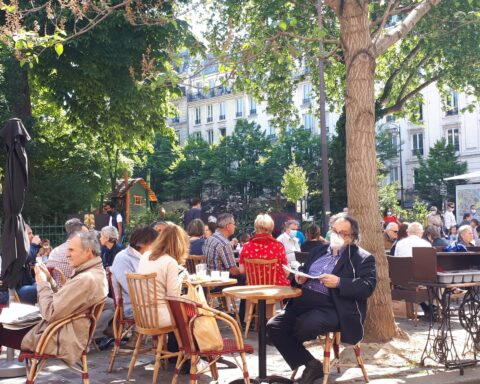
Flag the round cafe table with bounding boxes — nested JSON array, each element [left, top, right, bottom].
[[223, 285, 302, 383]]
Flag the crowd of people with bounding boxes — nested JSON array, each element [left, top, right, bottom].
[[383, 202, 480, 257], [0, 198, 378, 384]]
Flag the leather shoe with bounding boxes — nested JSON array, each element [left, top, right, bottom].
[[300, 358, 324, 384]]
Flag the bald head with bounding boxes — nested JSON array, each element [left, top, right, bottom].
[[407, 222, 424, 238]]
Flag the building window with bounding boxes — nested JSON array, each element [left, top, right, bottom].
[[195, 81, 203, 97], [219, 128, 226, 137], [193, 132, 202, 140], [194, 107, 201, 125], [303, 83, 312, 104], [249, 96, 257, 115], [413, 168, 419, 190], [208, 79, 215, 96], [268, 122, 276, 140], [446, 92, 459, 116], [390, 167, 399, 183], [207, 130, 214, 144], [412, 133, 424, 156], [171, 114, 180, 123], [219, 102, 226, 120], [447, 128, 460, 151], [133, 195, 142, 206], [207, 104, 213, 123], [386, 115, 396, 123], [236, 98, 244, 117], [302, 114, 314, 131]]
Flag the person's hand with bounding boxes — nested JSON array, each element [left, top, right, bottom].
[[295, 275, 308, 285], [31, 235, 41, 245], [319, 273, 340, 288], [35, 264, 51, 284]]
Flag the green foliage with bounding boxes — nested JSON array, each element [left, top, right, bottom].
[[281, 159, 308, 203], [415, 138, 468, 207], [401, 199, 430, 226], [378, 181, 402, 218]]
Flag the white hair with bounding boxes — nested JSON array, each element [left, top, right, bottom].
[[407, 222, 424, 237]]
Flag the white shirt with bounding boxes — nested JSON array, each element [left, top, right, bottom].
[[277, 232, 300, 261], [394, 235, 432, 257], [444, 210, 456, 231]]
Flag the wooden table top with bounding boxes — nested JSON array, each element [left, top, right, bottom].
[[223, 285, 302, 301], [184, 278, 238, 288]]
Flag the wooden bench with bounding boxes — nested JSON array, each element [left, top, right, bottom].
[[387, 256, 429, 324]]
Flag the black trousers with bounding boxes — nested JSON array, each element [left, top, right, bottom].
[[266, 289, 339, 370]]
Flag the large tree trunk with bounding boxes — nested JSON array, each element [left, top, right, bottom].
[[333, 1, 398, 341]]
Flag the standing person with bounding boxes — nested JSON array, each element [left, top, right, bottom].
[[267, 214, 376, 384], [99, 226, 124, 268], [426, 206, 443, 233], [383, 208, 399, 225], [184, 198, 202, 229], [277, 220, 301, 262], [103, 201, 124, 240], [443, 202, 456, 235], [0, 231, 108, 364]]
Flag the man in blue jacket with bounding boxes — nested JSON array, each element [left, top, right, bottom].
[[267, 213, 376, 384]]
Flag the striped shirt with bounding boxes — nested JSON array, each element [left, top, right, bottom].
[[303, 248, 341, 296], [202, 231, 237, 272]]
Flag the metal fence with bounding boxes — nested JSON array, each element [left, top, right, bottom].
[[0, 222, 65, 248]]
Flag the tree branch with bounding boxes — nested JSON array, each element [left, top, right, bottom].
[[374, 0, 441, 57], [379, 72, 444, 115], [378, 41, 423, 104], [372, 0, 396, 43], [397, 55, 430, 101]]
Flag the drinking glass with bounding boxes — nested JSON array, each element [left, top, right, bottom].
[[196, 263, 207, 277]]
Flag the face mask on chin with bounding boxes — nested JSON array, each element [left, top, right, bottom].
[[329, 232, 345, 249]]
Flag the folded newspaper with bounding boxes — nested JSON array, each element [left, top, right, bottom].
[[0, 302, 42, 329], [283, 265, 322, 279]]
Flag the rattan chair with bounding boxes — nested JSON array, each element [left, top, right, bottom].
[[18, 299, 106, 384], [290, 331, 369, 384], [166, 296, 253, 384], [106, 268, 136, 372], [126, 272, 180, 384], [185, 255, 206, 275], [243, 258, 279, 337]]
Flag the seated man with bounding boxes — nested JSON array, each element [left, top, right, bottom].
[[267, 213, 376, 384], [100, 226, 124, 268], [0, 231, 108, 365]]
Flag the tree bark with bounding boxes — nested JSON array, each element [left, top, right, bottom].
[[335, 1, 398, 341]]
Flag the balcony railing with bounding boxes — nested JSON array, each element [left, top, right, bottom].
[[207, 117, 213, 123], [446, 108, 459, 116], [194, 119, 201, 125], [412, 148, 424, 157], [219, 114, 226, 120], [236, 111, 243, 117], [187, 86, 232, 101]]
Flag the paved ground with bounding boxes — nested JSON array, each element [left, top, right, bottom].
[[1, 317, 480, 383]]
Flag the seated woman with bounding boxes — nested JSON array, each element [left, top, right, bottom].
[[301, 223, 326, 253], [424, 225, 449, 248], [137, 223, 189, 328], [444, 225, 474, 252], [0, 231, 108, 364], [111, 225, 159, 318], [187, 218, 206, 255], [239, 213, 290, 286]]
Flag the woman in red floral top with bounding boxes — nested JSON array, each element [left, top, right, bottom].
[[239, 214, 290, 286]]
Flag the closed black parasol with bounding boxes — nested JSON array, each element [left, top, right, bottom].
[[0, 118, 30, 289]]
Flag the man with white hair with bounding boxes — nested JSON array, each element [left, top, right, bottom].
[[394, 222, 431, 257], [99, 226, 123, 268], [383, 222, 399, 252]]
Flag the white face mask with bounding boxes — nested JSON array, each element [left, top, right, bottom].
[[290, 230, 297, 237], [330, 232, 345, 249]]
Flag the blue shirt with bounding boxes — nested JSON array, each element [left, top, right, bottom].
[[203, 231, 236, 272], [303, 247, 341, 296]]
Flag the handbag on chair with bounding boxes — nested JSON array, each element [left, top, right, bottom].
[[183, 282, 224, 352]]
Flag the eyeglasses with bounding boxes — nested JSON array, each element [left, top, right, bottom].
[[332, 229, 352, 239], [390, 230, 398, 233]]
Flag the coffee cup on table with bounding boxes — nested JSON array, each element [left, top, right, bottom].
[[221, 271, 230, 281], [211, 270, 221, 280]]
